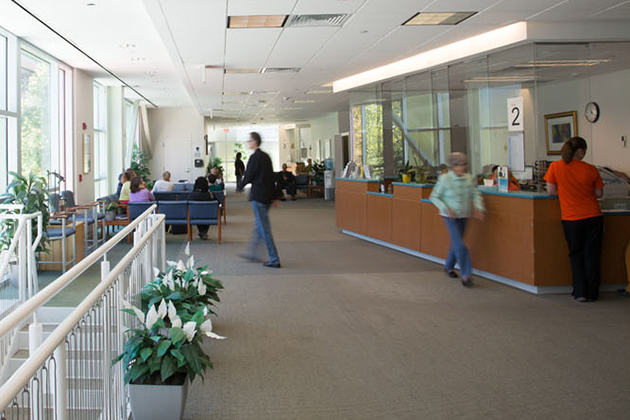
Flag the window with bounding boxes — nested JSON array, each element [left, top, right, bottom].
[[93, 82, 107, 199], [0, 27, 17, 190], [20, 49, 53, 178]]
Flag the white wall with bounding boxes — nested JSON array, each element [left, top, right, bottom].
[[107, 86, 124, 194], [308, 112, 340, 161], [536, 69, 630, 174], [73, 70, 94, 203], [148, 107, 204, 183]]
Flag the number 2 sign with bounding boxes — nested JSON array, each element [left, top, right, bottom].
[[507, 97, 524, 132]]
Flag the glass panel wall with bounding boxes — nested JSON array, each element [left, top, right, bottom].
[[20, 49, 52, 178]]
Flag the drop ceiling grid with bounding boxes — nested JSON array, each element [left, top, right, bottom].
[[227, 0, 298, 16], [225, 28, 283, 68], [265, 27, 339, 68], [532, 0, 630, 21], [422, 0, 500, 13], [291, 0, 366, 15], [591, 2, 630, 19], [159, 0, 226, 65]]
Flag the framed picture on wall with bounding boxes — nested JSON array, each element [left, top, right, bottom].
[[83, 133, 92, 173], [545, 111, 578, 155]]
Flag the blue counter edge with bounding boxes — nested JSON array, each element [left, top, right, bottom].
[[335, 178, 379, 183], [479, 189, 556, 199], [367, 192, 394, 198], [392, 182, 434, 188]]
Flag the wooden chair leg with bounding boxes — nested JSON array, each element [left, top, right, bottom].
[[218, 220, 221, 244]]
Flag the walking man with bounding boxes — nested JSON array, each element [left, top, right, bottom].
[[240, 132, 281, 268]]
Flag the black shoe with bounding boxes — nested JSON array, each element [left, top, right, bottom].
[[280, 196, 287, 201], [461, 277, 472, 287], [444, 269, 458, 278], [263, 261, 281, 269]]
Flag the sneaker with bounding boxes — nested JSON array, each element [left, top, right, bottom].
[[461, 277, 472, 287], [238, 254, 264, 263], [444, 269, 458, 278]]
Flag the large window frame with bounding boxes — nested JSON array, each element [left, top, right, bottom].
[[0, 26, 18, 189]]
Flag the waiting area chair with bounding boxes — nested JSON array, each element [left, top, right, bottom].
[[158, 201, 190, 238], [188, 201, 221, 243], [212, 190, 227, 225], [40, 213, 77, 273]]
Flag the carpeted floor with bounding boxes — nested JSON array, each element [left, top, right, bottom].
[[170, 188, 629, 420], [45, 186, 629, 419]]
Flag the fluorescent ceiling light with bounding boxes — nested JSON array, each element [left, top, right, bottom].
[[333, 22, 529, 93], [228, 15, 287, 28], [293, 100, 315, 103], [223, 91, 250, 96], [463, 76, 537, 83], [224, 68, 260, 74], [321, 82, 334, 87], [306, 89, 332, 94], [222, 100, 245, 104], [251, 91, 279, 95], [284, 107, 303, 110], [514, 59, 611, 68], [285, 14, 350, 28], [261, 67, 301, 73], [404, 12, 476, 26]]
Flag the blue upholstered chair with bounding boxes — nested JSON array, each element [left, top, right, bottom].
[[60, 190, 106, 253], [41, 213, 77, 273], [128, 202, 154, 222], [187, 201, 221, 243], [295, 175, 310, 196], [212, 190, 227, 225], [157, 201, 189, 237], [154, 191, 188, 201]]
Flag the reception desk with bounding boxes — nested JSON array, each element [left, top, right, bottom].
[[336, 178, 630, 294]]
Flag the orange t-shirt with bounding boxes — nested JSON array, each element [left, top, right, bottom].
[[544, 160, 604, 221]]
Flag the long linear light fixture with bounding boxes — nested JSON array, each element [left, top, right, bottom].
[[333, 22, 529, 93]]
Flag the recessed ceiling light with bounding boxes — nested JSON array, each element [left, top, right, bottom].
[[261, 67, 301, 74], [251, 91, 279, 95], [86, 2, 97, 7], [321, 82, 333, 87], [306, 89, 332, 95], [222, 100, 245, 104], [403, 12, 476, 26], [224, 68, 261, 74], [514, 59, 610, 68], [223, 91, 251, 96], [228, 15, 287, 28], [284, 107, 303, 110], [292, 99, 315, 104]]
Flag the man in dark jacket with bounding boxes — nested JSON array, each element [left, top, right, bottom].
[[239, 132, 281, 268], [235, 152, 245, 192]]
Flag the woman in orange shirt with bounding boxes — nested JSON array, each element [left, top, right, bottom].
[[544, 137, 604, 302]]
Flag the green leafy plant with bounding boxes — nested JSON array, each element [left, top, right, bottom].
[[105, 202, 121, 213], [233, 143, 247, 162], [399, 161, 415, 176], [131, 144, 152, 187], [311, 160, 326, 185], [117, 299, 224, 385], [0, 171, 50, 254], [207, 157, 224, 176], [141, 244, 223, 319]]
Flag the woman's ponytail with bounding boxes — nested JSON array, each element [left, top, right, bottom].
[[561, 137, 587, 164]]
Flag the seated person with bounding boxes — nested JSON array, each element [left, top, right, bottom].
[[276, 163, 297, 201], [129, 176, 155, 202], [207, 173, 223, 192], [116, 173, 123, 198], [119, 171, 133, 203], [152, 171, 174, 193], [188, 176, 215, 240], [303, 158, 313, 174], [210, 167, 225, 190], [491, 165, 521, 191]]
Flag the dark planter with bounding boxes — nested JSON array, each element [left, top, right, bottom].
[[128, 376, 189, 420]]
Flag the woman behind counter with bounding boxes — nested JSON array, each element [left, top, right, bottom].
[[430, 152, 485, 287], [544, 137, 604, 303]]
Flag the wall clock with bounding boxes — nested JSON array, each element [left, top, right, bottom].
[[585, 102, 600, 123]]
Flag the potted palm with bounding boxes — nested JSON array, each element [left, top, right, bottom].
[[0, 172, 51, 286]]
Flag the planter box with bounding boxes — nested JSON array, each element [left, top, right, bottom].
[[129, 377, 189, 420]]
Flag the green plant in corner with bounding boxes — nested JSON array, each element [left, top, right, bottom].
[[310, 160, 326, 185], [131, 143, 152, 187], [0, 171, 51, 254], [399, 160, 415, 176], [207, 157, 224, 176]]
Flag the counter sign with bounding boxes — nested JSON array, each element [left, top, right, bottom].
[[507, 96, 524, 132]]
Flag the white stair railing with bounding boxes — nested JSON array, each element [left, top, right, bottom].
[[0, 207, 165, 419], [0, 205, 43, 383]]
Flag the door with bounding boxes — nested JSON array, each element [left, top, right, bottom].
[[163, 138, 192, 182]]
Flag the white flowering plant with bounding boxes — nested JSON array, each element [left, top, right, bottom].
[[116, 298, 225, 385], [141, 243, 224, 321]]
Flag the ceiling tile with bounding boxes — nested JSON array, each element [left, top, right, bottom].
[[266, 27, 338, 68], [225, 28, 282, 68], [227, 0, 297, 16]]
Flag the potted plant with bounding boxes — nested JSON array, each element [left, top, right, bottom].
[[117, 299, 225, 420], [399, 161, 415, 184], [131, 144, 153, 189], [117, 246, 225, 420], [0, 172, 51, 286], [310, 160, 326, 186], [105, 202, 120, 221]]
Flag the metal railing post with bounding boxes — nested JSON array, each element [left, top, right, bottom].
[[101, 259, 111, 419], [54, 343, 68, 420]]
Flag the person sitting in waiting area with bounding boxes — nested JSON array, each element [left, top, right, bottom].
[[491, 165, 521, 191], [210, 167, 225, 190], [207, 173, 223, 192], [188, 176, 215, 240], [119, 171, 133, 203], [303, 158, 313, 174], [129, 176, 155, 202], [277, 163, 297, 201], [152, 171, 174, 193]]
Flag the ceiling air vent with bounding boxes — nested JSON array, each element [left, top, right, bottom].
[[285, 14, 350, 28], [261, 67, 301, 74]]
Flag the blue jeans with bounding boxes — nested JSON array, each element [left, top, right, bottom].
[[248, 201, 280, 264], [443, 217, 472, 278]]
